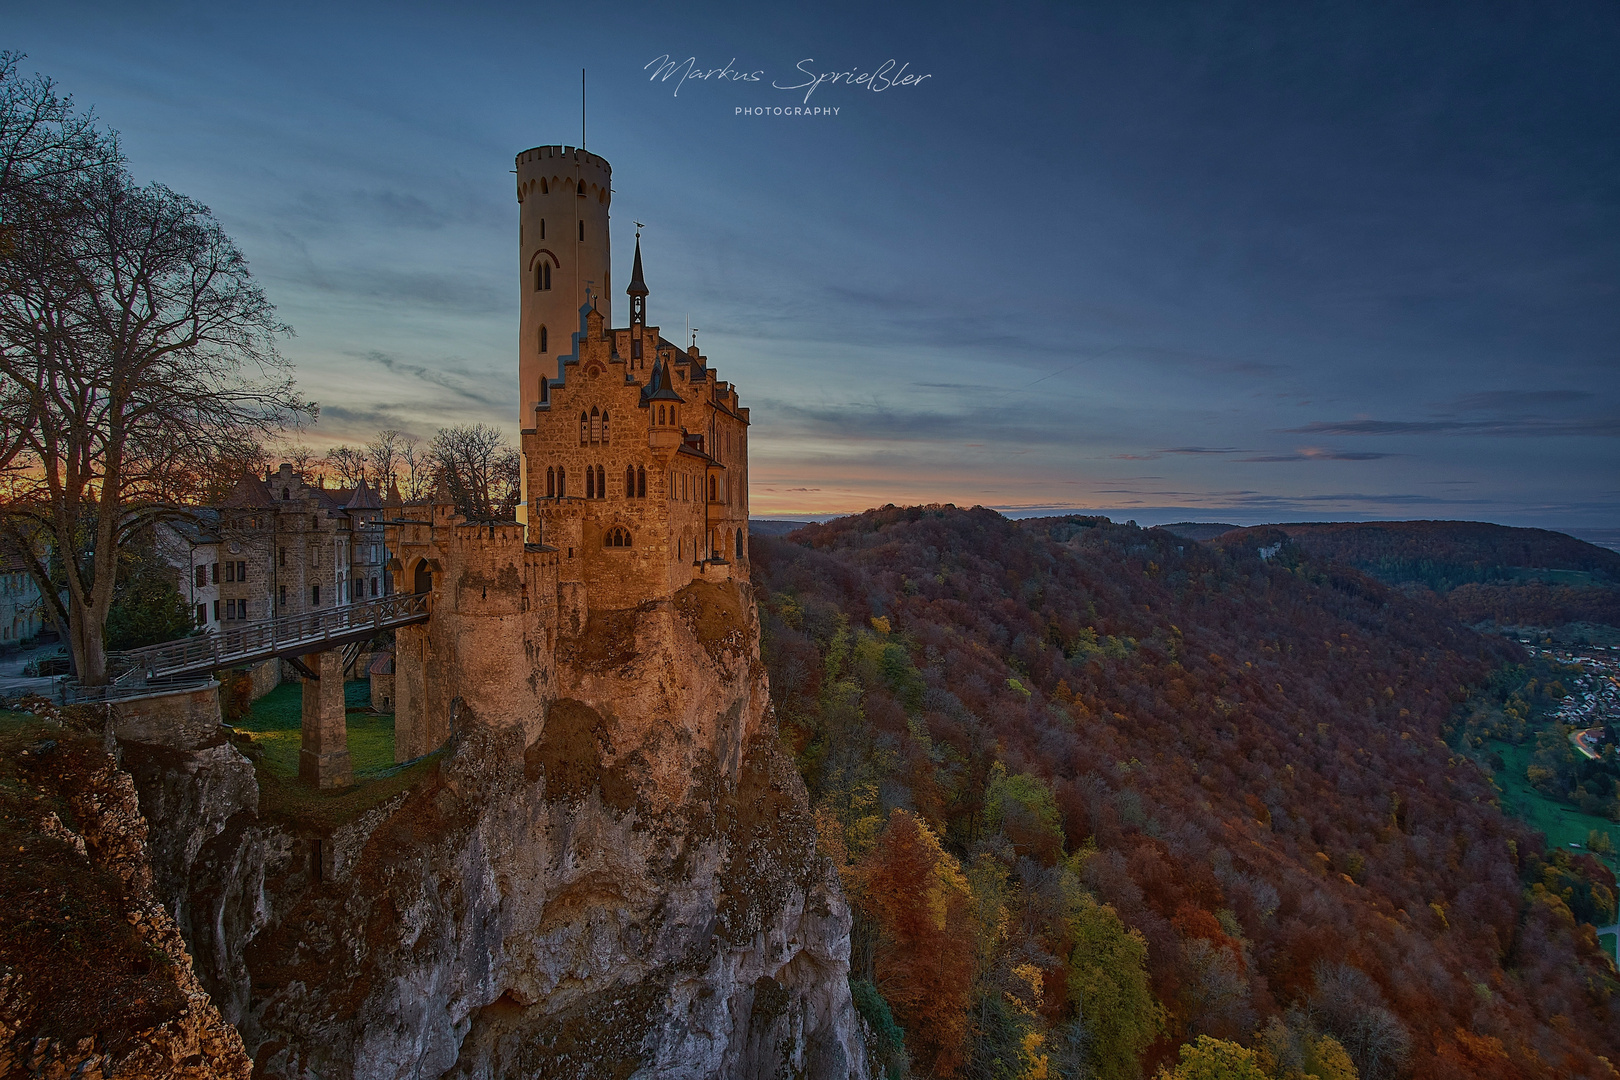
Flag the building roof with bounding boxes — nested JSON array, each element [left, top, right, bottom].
[[220, 472, 277, 509], [642, 357, 685, 404], [384, 480, 405, 508], [162, 509, 221, 545], [627, 235, 648, 297], [345, 477, 382, 510]]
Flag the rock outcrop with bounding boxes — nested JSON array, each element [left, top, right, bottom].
[[0, 711, 252, 1079], [132, 578, 870, 1078]]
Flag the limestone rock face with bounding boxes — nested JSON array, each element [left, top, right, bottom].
[[142, 579, 870, 1079], [0, 725, 252, 1080]]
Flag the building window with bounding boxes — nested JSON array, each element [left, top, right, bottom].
[[625, 465, 635, 498], [585, 467, 595, 499], [536, 261, 552, 291], [577, 180, 586, 196], [604, 526, 631, 548], [539, 218, 545, 239], [195, 566, 207, 588], [196, 603, 206, 625], [657, 404, 665, 424], [557, 466, 566, 497], [636, 466, 646, 498], [224, 562, 235, 583], [578, 219, 585, 241], [595, 465, 605, 499], [371, 577, 379, 597], [709, 476, 717, 502], [213, 599, 220, 622], [312, 585, 320, 606], [211, 562, 219, 583], [237, 560, 246, 581], [601, 410, 609, 444], [736, 527, 745, 560], [546, 466, 555, 497], [226, 599, 236, 620], [539, 325, 548, 353], [579, 411, 588, 445]]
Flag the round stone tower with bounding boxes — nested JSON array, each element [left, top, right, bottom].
[[516, 145, 612, 426]]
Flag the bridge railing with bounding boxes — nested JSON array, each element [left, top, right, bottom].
[[110, 592, 431, 680]]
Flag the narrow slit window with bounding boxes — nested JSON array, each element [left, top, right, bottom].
[[539, 325, 548, 353]]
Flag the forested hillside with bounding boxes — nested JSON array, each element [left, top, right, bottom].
[[751, 506, 1620, 1080], [1219, 521, 1620, 632]]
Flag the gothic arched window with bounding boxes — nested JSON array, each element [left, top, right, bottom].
[[539, 178, 548, 195], [546, 467, 555, 497], [539, 325, 547, 353], [577, 180, 586, 196], [709, 475, 717, 502], [590, 406, 601, 444], [536, 261, 551, 292], [579, 412, 589, 445], [601, 410, 609, 444], [625, 465, 635, 498], [595, 464, 605, 499], [557, 466, 566, 497], [736, 527, 745, 560], [657, 405, 665, 424], [578, 220, 585, 241], [585, 467, 596, 499], [604, 526, 631, 548], [636, 466, 646, 498]]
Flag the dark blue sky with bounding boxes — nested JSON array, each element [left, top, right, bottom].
[[8, 1, 1618, 532]]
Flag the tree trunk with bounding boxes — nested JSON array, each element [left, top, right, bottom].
[[68, 594, 107, 684]]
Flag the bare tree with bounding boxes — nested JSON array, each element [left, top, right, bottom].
[[400, 433, 433, 503], [430, 423, 519, 521], [365, 428, 403, 494], [281, 442, 322, 480], [325, 444, 366, 488], [0, 130, 310, 682]]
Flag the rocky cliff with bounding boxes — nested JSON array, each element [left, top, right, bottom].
[[125, 578, 871, 1078]]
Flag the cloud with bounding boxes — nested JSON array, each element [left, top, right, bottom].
[[1161, 446, 1249, 455], [356, 350, 501, 406], [1238, 447, 1395, 462], [1449, 390, 1593, 412], [1285, 417, 1620, 437], [1111, 453, 1161, 460]]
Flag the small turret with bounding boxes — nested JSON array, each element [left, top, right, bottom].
[[628, 232, 649, 366]]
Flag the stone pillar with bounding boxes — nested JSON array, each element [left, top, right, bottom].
[[394, 623, 429, 763], [298, 650, 352, 789]]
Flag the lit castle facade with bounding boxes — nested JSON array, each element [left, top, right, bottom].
[[378, 145, 753, 761]]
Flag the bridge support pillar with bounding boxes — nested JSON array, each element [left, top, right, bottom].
[[394, 623, 431, 763], [298, 650, 352, 789]]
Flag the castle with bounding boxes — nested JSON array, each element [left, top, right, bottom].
[[376, 145, 754, 770]]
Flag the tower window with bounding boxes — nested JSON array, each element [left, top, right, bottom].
[[590, 406, 601, 444], [540, 178, 548, 195], [577, 180, 586, 196], [578, 220, 584, 241], [625, 465, 634, 497], [637, 466, 646, 498], [539, 325, 548, 353], [579, 411, 589, 445], [604, 526, 631, 548], [539, 218, 545, 239], [536, 261, 552, 291], [595, 464, 605, 499], [557, 466, 566, 497], [601, 410, 609, 444], [709, 475, 717, 502], [585, 467, 595, 499], [546, 466, 555, 497]]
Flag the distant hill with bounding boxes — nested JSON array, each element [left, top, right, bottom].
[[1156, 521, 1241, 542], [1219, 520, 1620, 629], [750, 519, 816, 537], [750, 506, 1620, 1077]]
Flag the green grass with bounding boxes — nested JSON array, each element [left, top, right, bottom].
[[1489, 738, 1619, 879], [230, 679, 396, 779]]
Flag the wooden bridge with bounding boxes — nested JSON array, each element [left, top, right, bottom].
[[111, 592, 430, 682]]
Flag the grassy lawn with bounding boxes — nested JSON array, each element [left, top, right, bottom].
[[229, 678, 439, 829], [230, 679, 395, 779], [1489, 738, 1619, 879]]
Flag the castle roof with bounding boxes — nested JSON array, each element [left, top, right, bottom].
[[345, 477, 382, 510], [384, 480, 404, 508], [627, 235, 648, 297], [641, 357, 685, 404], [220, 472, 277, 509]]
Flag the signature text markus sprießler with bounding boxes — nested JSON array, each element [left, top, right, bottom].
[[644, 56, 931, 102]]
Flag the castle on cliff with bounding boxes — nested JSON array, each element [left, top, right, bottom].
[[375, 145, 754, 767]]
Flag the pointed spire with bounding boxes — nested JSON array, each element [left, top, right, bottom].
[[627, 232, 648, 297]]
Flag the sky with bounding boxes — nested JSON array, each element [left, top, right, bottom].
[[6, 1, 1618, 534]]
